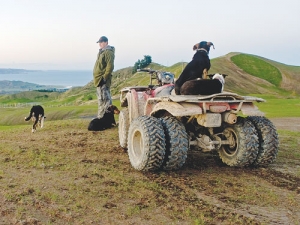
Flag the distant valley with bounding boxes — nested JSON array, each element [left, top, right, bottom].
[[0, 80, 66, 95]]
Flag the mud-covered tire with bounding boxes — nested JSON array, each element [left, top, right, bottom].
[[247, 116, 279, 166], [118, 108, 129, 149], [219, 117, 259, 167], [127, 116, 166, 171], [159, 117, 189, 170]]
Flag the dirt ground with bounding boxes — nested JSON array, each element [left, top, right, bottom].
[[270, 117, 300, 132], [0, 117, 300, 225]]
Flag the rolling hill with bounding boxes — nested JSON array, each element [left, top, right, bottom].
[[96, 52, 300, 98], [1, 52, 299, 105], [70, 52, 300, 103]]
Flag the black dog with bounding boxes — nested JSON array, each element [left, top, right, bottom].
[[180, 73, 226, 95], [24, 105, 45, 133], [88, 105, 120, 131], [175, 41, 214, 95]]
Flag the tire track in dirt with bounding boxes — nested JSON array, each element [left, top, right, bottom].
[[145, 172, 262, 224], [143, 144, 300, 225], [194, 191, 291, 225], [145, 169, 300, 225], [248, 168, 300, 193]]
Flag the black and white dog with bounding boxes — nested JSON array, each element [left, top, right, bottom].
[[88, 105, 120, 131], [180, 73, 226, 95], [24, 105, 45, 133], [175, 41, 214, 95]]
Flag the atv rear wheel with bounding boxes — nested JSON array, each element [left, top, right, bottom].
[[159, 117, 189, 170], [118, 108, 129, 149], [247, 116, 279, 166], [127, 116, 166, 171], [219, 117, 259, 167]]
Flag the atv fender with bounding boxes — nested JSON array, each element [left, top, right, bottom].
[[149, 101, 203, 117], [240, 102, 265, 116], [126, 89, 150, 123], [230, 102, 265, 116]]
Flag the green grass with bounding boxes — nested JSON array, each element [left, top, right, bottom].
[[253, 95, 300, 118], [276, 130, 300, 177], [0, 96, 299, 128], [277, 130, 300, 159], [0, 99, 121, 126], [0, 106, 96, 126], [231, 54, 282, 86]]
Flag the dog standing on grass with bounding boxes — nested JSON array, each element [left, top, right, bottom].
[[88, 105, 120, 131], [24, 105, 45, 133], [175, 41, 214, 95]]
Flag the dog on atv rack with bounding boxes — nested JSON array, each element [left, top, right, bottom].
[[174, 41, 214, 95], [24, 105, 45, 133], [88, 105, 120, 131], [180, 73, 227, 95]]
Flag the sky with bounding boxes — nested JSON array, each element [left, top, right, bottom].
[[1, 0, 299, 71]]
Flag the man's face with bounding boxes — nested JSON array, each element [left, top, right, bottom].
[[99, 41, 108, 49]]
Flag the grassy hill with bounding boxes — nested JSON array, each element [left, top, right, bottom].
[[209, 53, 300, 96], [61, 53, 300, 104], [1, 52, 299, 106]]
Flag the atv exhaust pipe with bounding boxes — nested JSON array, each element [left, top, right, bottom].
[[222, 112, 237, 124]]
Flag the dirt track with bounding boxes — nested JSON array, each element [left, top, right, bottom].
[[270, 117, 300, 132]]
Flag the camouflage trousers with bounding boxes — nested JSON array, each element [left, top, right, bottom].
[[96, 84, 112, 119]]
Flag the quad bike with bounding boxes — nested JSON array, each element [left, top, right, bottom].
[[118, 68, 279, 171]]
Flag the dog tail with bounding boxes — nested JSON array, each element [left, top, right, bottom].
[[24, 113, 32, 121]]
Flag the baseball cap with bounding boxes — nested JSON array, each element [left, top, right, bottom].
[[96, 36, 108, 43]]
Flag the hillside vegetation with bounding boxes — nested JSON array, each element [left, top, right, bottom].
[[231, 54, 282, 87], [1, 52, 299, 106]]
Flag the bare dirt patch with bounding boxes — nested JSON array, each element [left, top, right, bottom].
[[270, 117, 300, 132], [0, 118, 299, 225]]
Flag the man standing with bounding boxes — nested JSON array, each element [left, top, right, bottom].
[[93, 36, 115, 119]]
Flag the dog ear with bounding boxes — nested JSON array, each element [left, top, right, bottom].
[[108, 105, 120, 114], [207, 42, 215, 49], [193, 43, 200, 50], [207, 74, 215, 79]]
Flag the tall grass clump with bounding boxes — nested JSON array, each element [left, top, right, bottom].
[[231, 54, 282, 87]]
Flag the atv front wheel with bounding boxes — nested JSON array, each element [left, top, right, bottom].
[[219, 117, 259, 167], [247, 116, 279, 166], [118, 108, 129, 149], [127, 116, 166, 171], [160, 117, 189, 170]]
